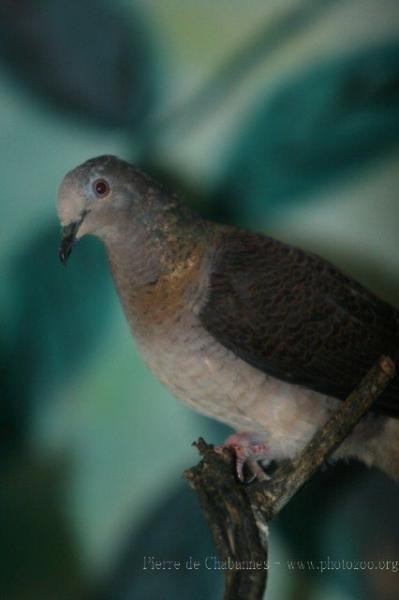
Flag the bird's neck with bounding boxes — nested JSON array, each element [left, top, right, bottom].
[[103, 206, 209, 337]]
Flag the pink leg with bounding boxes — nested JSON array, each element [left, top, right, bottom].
[[214, 432, 272, 483]]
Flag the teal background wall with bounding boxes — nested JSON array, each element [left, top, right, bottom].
[[1, 1, 399, 599]]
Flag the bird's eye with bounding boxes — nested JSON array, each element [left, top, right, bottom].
[[93, 178, 110, 198]]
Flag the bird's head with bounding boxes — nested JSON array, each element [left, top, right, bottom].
[[57, 155, 165, 264]]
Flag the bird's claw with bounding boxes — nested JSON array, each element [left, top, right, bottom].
[[215, 434, 271, 483]]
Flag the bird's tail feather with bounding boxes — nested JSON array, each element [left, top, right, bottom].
[[333, 415, 399, 480]]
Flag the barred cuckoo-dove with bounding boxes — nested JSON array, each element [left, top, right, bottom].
[[57, 155, 399, 481]]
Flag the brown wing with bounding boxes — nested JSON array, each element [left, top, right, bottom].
[[200, 228, 399, 415]]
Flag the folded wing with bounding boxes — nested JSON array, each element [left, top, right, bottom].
[[200, 229, 399, 416]]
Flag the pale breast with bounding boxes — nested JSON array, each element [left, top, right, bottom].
[[136, 308, 338, 461], [111, 236, 338, 461]]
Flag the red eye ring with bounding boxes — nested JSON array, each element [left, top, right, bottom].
[[93, 178, 110, 198]]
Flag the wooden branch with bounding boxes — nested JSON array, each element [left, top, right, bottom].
[[184, 356, 396, 600], [185, 437, 268, 600]]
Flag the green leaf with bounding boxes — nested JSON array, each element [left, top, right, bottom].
[[0, 0, 155, 128], [2, 224, 113, 453], [215, 44, 399, 223]]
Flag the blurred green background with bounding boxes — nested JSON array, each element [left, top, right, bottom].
[[1, 1, 399, 599]]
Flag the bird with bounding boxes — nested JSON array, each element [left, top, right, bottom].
[[57, 155, 399, 482]]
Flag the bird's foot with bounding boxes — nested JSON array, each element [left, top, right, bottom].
[[214, 432, 271, 483]]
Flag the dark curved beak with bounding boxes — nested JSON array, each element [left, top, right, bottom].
[[59, 218, 84, 265]]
